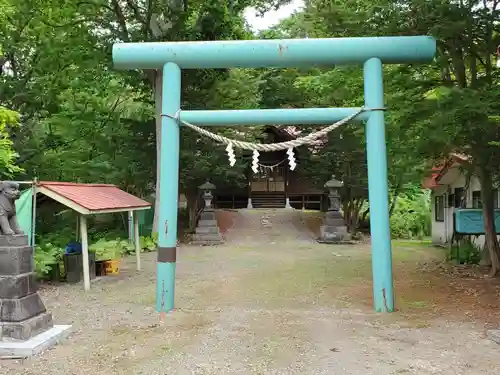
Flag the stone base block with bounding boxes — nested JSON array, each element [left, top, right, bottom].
[[198, 219, 218, 227], [320, 225, 348, 236], [0, 246, 33, 276], [0, 293, 47, 322], [0, 235, 28, 247], [324, 217, 346, 227], [191, 240, 224, 246], [195, 226, 220, 234], [200, 211, 216, 220], [318, 225, 352, 244], [0, 324, 72, 359], [192, 233, 223, 242], [193, 209, 222, 245], [1, 311, 53, 341], [191, 232, 223, 245], [0, 272, 38, 299], [324, 211, 345, 226]]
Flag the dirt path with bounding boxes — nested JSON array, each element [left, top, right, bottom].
[[3, 238, 500, 374], [224, 208, 315, 245]]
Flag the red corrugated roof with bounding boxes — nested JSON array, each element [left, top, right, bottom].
[[37, 181, 151, 212], [422, 173, 439, 189], [422, 153, 470, 189]]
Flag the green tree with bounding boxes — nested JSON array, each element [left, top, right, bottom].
[[0, 106, 22, 176]]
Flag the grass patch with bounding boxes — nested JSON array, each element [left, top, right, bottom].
[[392, 239, 432, 247], [400, 299, 428, 308], [232, 242, 448, 312], [237, 250, 373, 307]]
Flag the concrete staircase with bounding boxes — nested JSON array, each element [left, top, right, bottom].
[[250, 192, 286, 208]]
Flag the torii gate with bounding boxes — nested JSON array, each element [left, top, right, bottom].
[[112, 35, 436, 313]]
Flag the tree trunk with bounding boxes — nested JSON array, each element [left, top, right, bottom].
[[343, 197, 364, 233], [478, 165, 500, 276], [389, 179, 402, 217], [361, 207, 369, 221], [152, 70, 162, 234], [186, 190, 199, 231]]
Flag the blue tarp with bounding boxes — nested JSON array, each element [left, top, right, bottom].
[[15, 187, 34, 245]]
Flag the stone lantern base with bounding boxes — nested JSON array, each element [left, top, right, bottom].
[[317, 210, 352, 244], [0, 235, 72, 358], [191, 208, 223, 246]]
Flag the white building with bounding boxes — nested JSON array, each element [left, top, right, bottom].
[[424, 153, 499, 247]]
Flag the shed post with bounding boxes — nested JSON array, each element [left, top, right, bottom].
[[76, 215, 80, 241], [128, 210, 134, 244], [79, 214, 91, 291], [134, 211, 141, 271], [31, 184, 37, 247]]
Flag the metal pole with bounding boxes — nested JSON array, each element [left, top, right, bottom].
[[363, 57, 394, 312], [31, 185, 37, 247], [156, 62, 181, 313]]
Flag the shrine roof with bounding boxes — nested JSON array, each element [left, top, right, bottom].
[[36, 181, 151, 215]]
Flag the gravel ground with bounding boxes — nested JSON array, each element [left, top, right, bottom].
[[2, 210, 500, 374]]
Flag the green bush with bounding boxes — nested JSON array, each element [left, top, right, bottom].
[[34, 233, 158, 279], [89, 234, 158, 260], [390, 191, 431, 239], [447, 238, 481, 264], [34, 242, 64, 279], [89, 238, 132, 260], [140, 232, 158, 251]]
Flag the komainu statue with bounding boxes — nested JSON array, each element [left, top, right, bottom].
[[0, 181, 24, 236]]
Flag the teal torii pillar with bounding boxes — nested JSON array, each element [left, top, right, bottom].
[[112, 36, 436, 313]]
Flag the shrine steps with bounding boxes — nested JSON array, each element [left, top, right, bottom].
[[250, 192, 286, 208]]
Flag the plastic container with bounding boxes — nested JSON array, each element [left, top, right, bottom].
[[63, 251, 96, 283], [48, 263, 61, 282], [95, 260, 106, 276], [104, 259, 120, 275]]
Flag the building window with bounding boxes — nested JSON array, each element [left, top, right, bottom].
[[435, 195, 445, 222], [494, 189, 499, 209], [447, 193, 455, 208], [472, 191, 482, 209], [454, 187, 465, 208]]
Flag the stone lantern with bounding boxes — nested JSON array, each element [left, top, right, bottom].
[[318, 175, 351, 243], [192, 180, 223, 246], [325, 175, 343, 212], [199, 181, 216, 210]]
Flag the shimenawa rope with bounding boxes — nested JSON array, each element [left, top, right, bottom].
[[161, 107, 379, 152], [160, 107, 383, 172]]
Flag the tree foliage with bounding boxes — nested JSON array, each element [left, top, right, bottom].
[[0, 106, 21, 177], [1, 0, 500, 274]]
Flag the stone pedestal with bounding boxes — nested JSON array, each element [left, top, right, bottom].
[[191, 209, 223, 246], [317, 210, 352, 244], [0, 235, 53, 341], [0, 235, 71, 358]]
